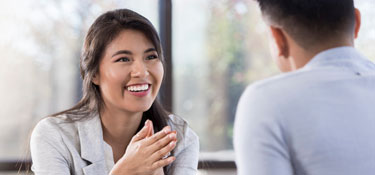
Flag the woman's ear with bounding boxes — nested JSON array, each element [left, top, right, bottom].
[[354, 8, 361, 39], [269, 26, 289, 58], [92, 74, 100, 85]]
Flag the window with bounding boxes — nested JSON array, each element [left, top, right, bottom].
[[0, 0, 158, 164], [355, 0, 375, 59]]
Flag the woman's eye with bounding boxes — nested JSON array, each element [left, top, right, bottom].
[[116, 57, 130, 62], [146, 55, 158, 60]]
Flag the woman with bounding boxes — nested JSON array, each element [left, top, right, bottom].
[[30, 9, 199, 175]]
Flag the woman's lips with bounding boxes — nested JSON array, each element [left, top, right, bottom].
[[125, 83, 151, 97]]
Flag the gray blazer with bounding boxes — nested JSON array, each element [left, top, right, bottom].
[[30, 113, 199, 175]]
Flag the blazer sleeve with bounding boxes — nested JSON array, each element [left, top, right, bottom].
[[234, 85, 293, 175], [167, 122, 200, 175], [30, 118, 71, 175]]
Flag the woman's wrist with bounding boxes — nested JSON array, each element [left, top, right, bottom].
[[110, 166, 136, 175]]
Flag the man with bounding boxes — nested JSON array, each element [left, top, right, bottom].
[[234, 0, 375, 175]]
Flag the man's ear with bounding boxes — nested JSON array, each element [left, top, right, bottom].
[[269, 26, 289, 58], [92, 73, 100, 85], [354, 8, 361, 39]]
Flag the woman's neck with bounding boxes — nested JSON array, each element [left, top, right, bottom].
[[100, 106, 143, 147]]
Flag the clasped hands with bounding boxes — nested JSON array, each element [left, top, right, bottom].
[[109, 120, 177, 175]]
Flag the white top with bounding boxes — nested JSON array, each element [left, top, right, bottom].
[[30, 113, 199, 175], [234, 47, 375, 175]]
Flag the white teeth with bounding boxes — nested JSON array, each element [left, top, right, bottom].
[[127, 84, 149, 92]]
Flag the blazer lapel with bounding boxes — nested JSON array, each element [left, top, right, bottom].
[[82, 160, 107, 175], [77, 114, 108, 174]]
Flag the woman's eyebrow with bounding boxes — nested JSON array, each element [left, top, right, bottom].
[[112, 50, 132, 57], [144, 48, 156, 53], [112, 48, 156, 57]]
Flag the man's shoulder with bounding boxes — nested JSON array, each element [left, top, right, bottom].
[[245, 69, 315, 95], [239, 68, 331, 114]]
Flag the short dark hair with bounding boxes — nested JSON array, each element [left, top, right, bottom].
[[255, 0, 355, 48]]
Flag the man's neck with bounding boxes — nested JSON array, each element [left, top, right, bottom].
[[289, 39, 354, 71]]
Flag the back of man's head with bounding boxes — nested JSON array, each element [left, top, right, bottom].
[[256, 0, 355, 49]]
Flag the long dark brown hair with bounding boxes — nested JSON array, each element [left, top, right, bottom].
[[22, 9, 171, 174], [53, 9, 169, 132]]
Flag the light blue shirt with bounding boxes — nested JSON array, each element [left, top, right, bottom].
[[234, 47, 375, 175]]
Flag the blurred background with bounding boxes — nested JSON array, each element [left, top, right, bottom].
[[0, 0, 374, 174]]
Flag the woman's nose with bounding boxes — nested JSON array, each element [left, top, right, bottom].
[[130, 60, 149, 78]]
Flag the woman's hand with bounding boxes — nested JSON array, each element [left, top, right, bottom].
[[145, 121, 169, 175], [110, 120, 177, 175]]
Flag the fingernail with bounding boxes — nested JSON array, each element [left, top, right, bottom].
[[169, 133, 176, 139], [164, 126, 171, 133], [144, 120, 149, 128], [169, 156, 176, 163], [169, 141, 176, 147]]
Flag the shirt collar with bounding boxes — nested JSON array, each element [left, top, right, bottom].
[[304, 46, 367, 70], [77, 113, 106, 163]]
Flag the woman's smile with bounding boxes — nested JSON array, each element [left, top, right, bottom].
[[125, 83, 151, 97]]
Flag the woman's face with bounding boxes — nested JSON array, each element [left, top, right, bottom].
[[93, 29, 164, 114]]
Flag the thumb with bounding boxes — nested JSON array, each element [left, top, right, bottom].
[[131, 120, 151, 142]]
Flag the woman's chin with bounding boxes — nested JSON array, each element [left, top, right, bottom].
[[123, 104, 153, 114]]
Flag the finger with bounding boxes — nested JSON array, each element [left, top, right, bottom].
[[149, 131, 177, 153], [151, 122, 155, 134], [150, 140, 177, 162], [146, 120, 154, 138], [151, 156, 176, 170], [131, 120, 150, 143], [143, 126, 171, 146]]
